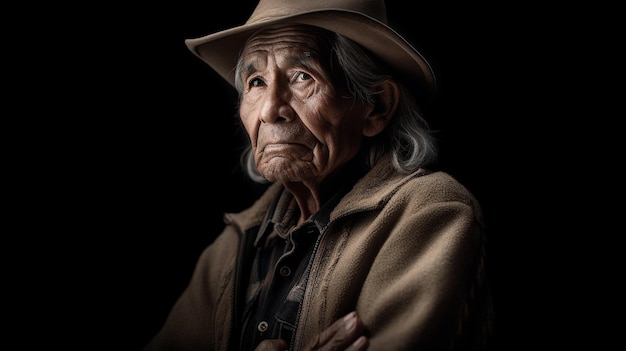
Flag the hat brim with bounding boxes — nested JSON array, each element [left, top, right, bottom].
[[185, 10, 436, 95]]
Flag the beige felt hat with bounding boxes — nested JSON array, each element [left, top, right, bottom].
[[185, 0, 436, 94]]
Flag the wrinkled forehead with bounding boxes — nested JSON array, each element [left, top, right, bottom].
[[242, 23, 331, 57]]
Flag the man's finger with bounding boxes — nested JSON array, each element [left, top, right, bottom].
[[255, 338, 289, 351], [306, 311, 367, 350]]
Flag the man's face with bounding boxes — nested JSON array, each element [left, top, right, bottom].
[[238, 25, 370, 184]]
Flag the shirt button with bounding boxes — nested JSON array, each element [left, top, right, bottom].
[[258, 321, 268, 332], [279, 266, 291, 277]]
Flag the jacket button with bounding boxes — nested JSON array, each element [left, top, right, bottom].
[[279, 266, 291, 276], [258, 321, 268, 332]]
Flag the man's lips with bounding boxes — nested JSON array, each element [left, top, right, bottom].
[[259, 142, 314, 162], [261, 142, 308, 152]]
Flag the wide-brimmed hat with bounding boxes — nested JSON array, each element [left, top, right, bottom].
[[185, 0, 436, 95]]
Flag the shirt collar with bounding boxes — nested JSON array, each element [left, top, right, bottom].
[[253, 158, 368, 248]]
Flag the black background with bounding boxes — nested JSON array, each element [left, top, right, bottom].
[[10, 0, 608, 349]]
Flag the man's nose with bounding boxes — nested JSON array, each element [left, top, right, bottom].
[[259, 85, 294, 123]]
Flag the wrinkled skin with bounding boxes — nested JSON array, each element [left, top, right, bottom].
[[238, 24, 395, 224]]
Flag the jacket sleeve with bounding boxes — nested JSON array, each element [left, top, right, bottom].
[[359, 198, 492, 350], [297, 174, 493, 351]]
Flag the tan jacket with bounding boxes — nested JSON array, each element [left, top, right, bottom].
[[144, 157, 492, 350]]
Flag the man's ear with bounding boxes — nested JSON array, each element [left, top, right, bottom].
[[362, 79, 400, 137]]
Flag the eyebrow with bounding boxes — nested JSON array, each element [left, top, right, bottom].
[[241, 61, 258, 80], [287, 53, 317, 71], [241, 50, 319, 79]]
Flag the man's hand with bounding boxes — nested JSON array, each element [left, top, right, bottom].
[[254, 311, 368, 351]]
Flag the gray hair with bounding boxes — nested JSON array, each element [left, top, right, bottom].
[[234, 28, 438, 183]]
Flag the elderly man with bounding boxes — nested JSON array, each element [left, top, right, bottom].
[[144, 1, 494, 350]]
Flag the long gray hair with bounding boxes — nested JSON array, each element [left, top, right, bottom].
[[233, 27, 438, 184]]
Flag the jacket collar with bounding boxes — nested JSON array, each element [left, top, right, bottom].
[[224, 154, 428, 233]]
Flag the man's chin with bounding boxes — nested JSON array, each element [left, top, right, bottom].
[[258, 159, 314, 183]]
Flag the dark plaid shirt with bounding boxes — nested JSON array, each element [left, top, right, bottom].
[[237, 160, 370, 350], [238, 187, 339, 350]]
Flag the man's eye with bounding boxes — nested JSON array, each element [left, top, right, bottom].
[[297, 72, 312, 81], [249, 77, 265, 87]]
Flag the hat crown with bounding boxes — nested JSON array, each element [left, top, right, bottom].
[[247, 0, 388, 25]]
